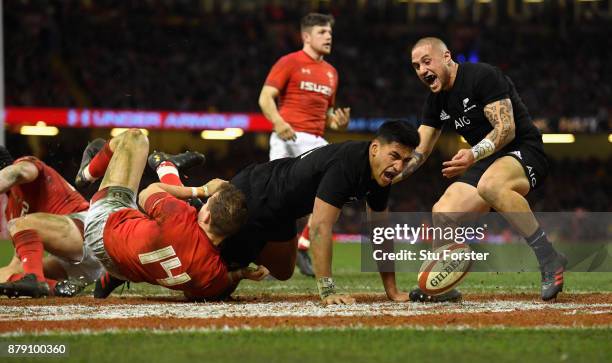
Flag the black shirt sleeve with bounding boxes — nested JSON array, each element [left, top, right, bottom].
[[474, 65, 510, 105], [366, 186, 391, 212], [420, 93, 442, 129], [316, 162, 354, 209]]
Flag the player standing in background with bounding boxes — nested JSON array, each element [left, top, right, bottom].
[[259, 13, 350, 277], [396, 37, 565, 302], [0, 146, 103, 297]]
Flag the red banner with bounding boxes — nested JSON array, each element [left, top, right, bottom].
[[4, 107, 274, 132]]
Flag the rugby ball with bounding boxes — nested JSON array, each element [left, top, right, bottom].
[[417, 243, 473, 296]]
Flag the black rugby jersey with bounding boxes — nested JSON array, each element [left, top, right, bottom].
[[230, 141, 390, 220], [421, 62, 541, 147]]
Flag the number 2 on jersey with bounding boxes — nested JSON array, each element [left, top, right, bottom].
[[138, 246, 191, 286]]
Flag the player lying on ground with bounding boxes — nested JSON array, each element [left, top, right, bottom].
[[143, 121, 419, 305], [259, 13, 351, 277], [395, 37, 565, 302], [68, 129, 268, 301], [0, 146, 103, 297]]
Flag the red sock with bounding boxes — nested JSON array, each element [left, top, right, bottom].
[[87, 142, 113, 179], [157, 161, 183, 186], [298, 226, 310, 251], [8, 272, 23, 282], [13, 230, 45, 281]]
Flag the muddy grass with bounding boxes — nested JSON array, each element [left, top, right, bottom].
[[0, 293, 611, 333]]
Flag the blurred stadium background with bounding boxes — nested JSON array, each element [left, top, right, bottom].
[[2, 0, 610, 218]]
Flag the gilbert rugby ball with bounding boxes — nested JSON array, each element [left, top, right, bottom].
[[417, 243, 473, 296]]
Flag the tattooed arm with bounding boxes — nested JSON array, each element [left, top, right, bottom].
[[393, 125, 441, 184], [442, 98, 516, 178], [478, 98, 516, 157]]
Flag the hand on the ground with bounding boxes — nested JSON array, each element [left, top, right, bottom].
[[442, 148, 475, 178], [243, 265, 270, 281], [322, 294, 356, 306], [386, 290, 410, 302], [274, 120, 296, 141]]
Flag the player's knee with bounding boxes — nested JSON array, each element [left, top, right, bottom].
[[477, 177, 503, 204], [432, 194, 458, 214], [271, 266, 294, 281], [432, 196, 463, 226], [7, 217, 29, 236], [432, 199, 447, 214], [117, 128, 149, 151], [126, 128, 149, 144]]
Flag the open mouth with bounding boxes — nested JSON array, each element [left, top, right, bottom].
[[382, 171, 397, 183], [424, 74, 437, 85]]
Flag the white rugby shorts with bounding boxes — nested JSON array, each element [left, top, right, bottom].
[[269, 131, 329, 160]]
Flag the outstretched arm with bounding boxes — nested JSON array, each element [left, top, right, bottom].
[[393, 125, 441, 184], [138, 179, 229, 209], [367, 206, 410, 302], [0, 161, 39, 194], [310, 197, 355, 305]]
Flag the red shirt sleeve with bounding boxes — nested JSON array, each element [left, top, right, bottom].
[[264, 55, 295, 91], [143, 192, 192, 223]]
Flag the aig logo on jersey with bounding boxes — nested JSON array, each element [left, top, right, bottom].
[[526, 165, 537, 187], [300, 81, 333, 96], [454, 116, 471, 129]]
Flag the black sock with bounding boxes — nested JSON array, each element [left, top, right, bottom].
[[525, 227, 556, 265]]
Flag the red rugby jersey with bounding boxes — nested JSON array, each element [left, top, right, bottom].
[[5, 157, 89, 220], [265, 50, 338, 136], [103, 192, 230, 298]]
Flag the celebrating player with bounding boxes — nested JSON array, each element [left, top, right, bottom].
[[396, 37, 565, 302], [73, 129, 268, 301], [0, 146, 103, 298], [259, 13, 350, 277]]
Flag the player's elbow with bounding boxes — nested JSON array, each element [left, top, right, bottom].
[[258, 90, 272, 110], [257, 92, 267, 109], [12, 163, 38, 184], [508, 125, 516, 141]]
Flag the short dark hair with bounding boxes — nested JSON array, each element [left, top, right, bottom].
[[0, 146, 14, 170], [300, 13, 334, 32], [374, 120, 420, 148], [208, 183, 248, 237]]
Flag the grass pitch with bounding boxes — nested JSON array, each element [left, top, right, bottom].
[[7, 329, 612, 363], [1, 241, 611, 363]]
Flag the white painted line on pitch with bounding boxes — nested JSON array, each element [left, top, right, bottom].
[[2, 324, 611, 337], [1, 301, 611, 322]]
